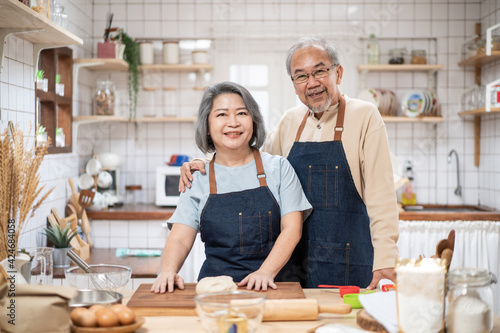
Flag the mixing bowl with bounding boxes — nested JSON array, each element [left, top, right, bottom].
[[194, 291, 267, 333], [65, 264, 132, 292], [69, 289, 123, 307]]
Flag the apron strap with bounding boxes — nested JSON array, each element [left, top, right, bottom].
[[334, 95, 346, 142], [294, 95, 347, 142], [208, 149, 268, 195]]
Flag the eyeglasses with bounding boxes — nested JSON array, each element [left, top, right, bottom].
[[291, 65, 338, 84]]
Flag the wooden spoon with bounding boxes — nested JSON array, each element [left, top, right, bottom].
[[436, 239, 449, 258], [447, 229, 455, 252]]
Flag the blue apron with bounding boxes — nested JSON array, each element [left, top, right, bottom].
[[198, 149, 283, 282], [287, 96, 373, 288]]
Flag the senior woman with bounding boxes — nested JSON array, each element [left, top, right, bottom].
[[151, 82, 311, 293]]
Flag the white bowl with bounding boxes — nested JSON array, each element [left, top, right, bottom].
[[97, 152, 124, 170]]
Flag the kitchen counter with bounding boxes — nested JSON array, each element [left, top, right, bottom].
[[399, 204, 500, 221], [86, 204, 175, 220], [53, 248, 160, 279], [120, 289, 500, 333]]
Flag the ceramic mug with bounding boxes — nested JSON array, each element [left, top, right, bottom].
[[85, 156, 102, 175], [78, 173, 95, 190], [97, 171, 113, 188]]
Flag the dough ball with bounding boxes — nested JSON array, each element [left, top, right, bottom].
[[196, 276, 238, 294]]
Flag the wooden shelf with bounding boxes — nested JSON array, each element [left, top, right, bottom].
[[73, 58, 129, 71], [140, 64, 213, 72], [458, 51, 500, 67], [458, 108, 500, 116], [74, 115, 197, 123], [0, 0, 82, 46], [382, 116, 444, 123], [358, 64, 444, 72]]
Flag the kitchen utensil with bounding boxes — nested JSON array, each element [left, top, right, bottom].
[[447, 229, 455, 252], [50, 209, 80, 251], [127, 282, 306, 316], [78, 189, 95, 247], [66, 250, 131, 291], [195, 291, 266, 333], [69, 289, 123, 307], [104, 12, 113, 42], [68, 178, 82, 212], [69, 217, 90, 260], [343, 290, 376, 309], [25, 247, 54, 285], [262, 299, 351, 321], [436, 239, 449, 258], [318, 285, 360, 297]]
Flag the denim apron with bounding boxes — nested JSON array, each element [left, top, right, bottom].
[[287, 96, 373, 288], [198, 149, 282, 282]]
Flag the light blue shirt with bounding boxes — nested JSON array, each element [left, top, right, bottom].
[[168, 152, 312, 231]]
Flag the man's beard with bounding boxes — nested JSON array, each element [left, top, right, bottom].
[[307, 94, 331, 113]]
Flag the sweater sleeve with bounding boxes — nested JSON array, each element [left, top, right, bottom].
[[362, 121, 400, 271]]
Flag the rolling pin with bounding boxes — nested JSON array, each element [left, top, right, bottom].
[[263, 299, 351, 321]]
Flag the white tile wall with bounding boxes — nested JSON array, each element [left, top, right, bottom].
[[1, 1, 500, 253]]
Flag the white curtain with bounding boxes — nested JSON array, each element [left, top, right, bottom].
[[398, 220, 500, 316]]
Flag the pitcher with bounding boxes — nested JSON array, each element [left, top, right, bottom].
[[25, 247, 54, 285]]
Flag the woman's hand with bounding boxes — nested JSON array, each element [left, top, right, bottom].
[[179, 160, 207, 192], [150, 271, 185, 293], [238, 270, 277, 291]]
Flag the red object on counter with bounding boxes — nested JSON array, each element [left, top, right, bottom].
[[318, 285, 361, 297], [382, 284, 396, 292]]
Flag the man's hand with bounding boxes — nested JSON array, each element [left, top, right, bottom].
[[238, 269, 277, 291], [150, 271, 185, 293], [179, 160, 206, 192], [366, 267, 396, 290]]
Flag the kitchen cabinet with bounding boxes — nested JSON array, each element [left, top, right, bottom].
[[357, 64, 444, 123], [36, 47, 73, 153], [457, 23, 500, 166]]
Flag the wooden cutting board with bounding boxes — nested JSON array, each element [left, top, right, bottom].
[[127, 282, 305, 316], [356, 309, 388, 332]]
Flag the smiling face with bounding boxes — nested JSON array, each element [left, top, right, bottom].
[[208, 93, 254, 155], [290, 45, 344, 114]]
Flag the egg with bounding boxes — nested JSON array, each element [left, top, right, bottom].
[[110, 304, 136, 325], [88, 304, 106, 314], [73, 308, 97, 328], [96, 308, 120, 327], [70, 307, 87, 324]]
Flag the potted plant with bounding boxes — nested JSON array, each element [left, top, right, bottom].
[[37, 125, 47, 144], [116, 29, 141, 120], [43, 222, 77, 268], [36, 69, 48, 92], [55, 127, 65, 147]]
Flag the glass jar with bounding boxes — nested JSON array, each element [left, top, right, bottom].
[[389, 48, 407, 64], [411, 49, 427, 64], [142, 87, 157, 117], [95, 80, 115, 115], [163, 87, 177, 117], [446, 268, 497, 333], [31, 0, 48, 18], [52, 3, 68, 29]]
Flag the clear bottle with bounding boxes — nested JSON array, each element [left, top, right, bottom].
[[95, 80, 115, 115], [446, 268, 497, 333], [366, 34, 379, 65]]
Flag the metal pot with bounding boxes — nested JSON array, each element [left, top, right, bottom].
[[53, 247, 72, 268]]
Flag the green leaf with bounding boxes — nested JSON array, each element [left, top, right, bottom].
[[36, 70, 45, 80]]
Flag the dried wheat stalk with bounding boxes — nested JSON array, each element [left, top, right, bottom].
[[0, 124, 53, 261]]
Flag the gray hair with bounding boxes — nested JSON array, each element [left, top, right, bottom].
[[195, 81, 266, 154], [285, 37, 340, 76]]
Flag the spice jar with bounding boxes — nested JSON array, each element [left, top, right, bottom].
[[139, 42, 154, 65], [411, 50, 427, 64], [95, 80, 115, 115], [446, 268, 497, 333], [389, 48, 407, 64]]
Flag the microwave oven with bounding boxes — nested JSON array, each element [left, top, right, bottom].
[[156, 166, 181, 206]]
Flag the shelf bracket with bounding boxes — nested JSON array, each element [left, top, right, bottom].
[[0, 28, 42, 73], [72, 61, 105, 92]]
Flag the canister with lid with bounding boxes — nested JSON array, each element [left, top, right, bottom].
[[139, 42, 154, 65], [163, 41, 179, 64], [95, 80, 115, 115], [192, 50, 208, 64], [389, 48, 407, 64], [446, 267, 497, 333], [411, 50, 427, 64]]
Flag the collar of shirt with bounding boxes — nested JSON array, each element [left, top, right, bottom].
[[308, 100, 340, 125]]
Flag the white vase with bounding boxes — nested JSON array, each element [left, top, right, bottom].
[[0, 253, 30, 284]]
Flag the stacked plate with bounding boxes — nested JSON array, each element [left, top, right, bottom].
[[357, 88, 399, 116], [400, 89, 440, 118]]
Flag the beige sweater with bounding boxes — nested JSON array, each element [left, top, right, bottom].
[[263, 95, 399, 271]]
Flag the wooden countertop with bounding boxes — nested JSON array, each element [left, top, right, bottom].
[[86, 204, 500, 221], [54, 248, 160, 278], [86, 204, 174, 220], [120, 289, 500, 333]]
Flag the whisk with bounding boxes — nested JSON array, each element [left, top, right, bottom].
[[66, 249, 119, 291]]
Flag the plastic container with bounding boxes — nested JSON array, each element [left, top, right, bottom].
[[192, 50, 208, 64], [446, 268, 497, 333], [411, 50, 427, 64], [95, 80, 115, 115], [163, 41, 179, 64], [366, 34, 379, 65], [389, 48, 406, 64]]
